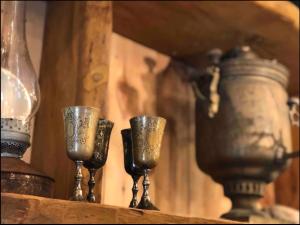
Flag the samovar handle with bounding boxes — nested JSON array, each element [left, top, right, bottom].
[[191, 48, 222, 118], [170, 49, 221, 118], [191, 66, 220, 118], [283, 97, 300, 160], [288, 97, 299, 127]]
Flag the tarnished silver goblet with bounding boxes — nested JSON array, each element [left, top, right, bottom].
[[63, 106, 100, 201], [83, 119, 114, 203], [130, 115, 166, 210], [121, 128, 143, 208]]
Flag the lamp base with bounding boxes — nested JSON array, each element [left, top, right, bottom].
[[1, 157, 54, 198]]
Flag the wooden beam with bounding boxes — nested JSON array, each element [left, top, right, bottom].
[[1, 193, 242, 224], [113, 1, 299, 95], [31, 1, 112, 201]]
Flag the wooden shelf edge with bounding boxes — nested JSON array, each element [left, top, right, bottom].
[[1, 193, 243, 224]]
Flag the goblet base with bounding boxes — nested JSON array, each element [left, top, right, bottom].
[[137, 199, 159, 211], [70, 195, 85, 201], [87, 195, 96, 203]]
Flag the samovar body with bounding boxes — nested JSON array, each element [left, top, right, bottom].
[[193, 46, 299, 221]]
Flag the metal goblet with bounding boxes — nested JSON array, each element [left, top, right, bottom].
[[83, 119, 114, 203], [130, 115, 166, 210], [121, 128, 144, 208], [63, 106, 100, 201]]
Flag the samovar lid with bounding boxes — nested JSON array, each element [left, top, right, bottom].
[[217, 46, 289, 89]]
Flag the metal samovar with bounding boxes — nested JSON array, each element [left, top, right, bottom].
[[191, 46, 299, 222]]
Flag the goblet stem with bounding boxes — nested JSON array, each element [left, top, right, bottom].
[[87, 168, 97, 203], [72, 160, 84, 201], [142, 170, 151, 203], [129, 175, 140, 208]]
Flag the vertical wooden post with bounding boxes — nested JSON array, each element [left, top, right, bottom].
[[31, 1, 112, 201]]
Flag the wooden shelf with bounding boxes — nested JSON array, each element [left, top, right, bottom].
[[113, 1, 299, 95], [1, 193, 243, 224]]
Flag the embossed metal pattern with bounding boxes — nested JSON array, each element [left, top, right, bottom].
[[1, 172, 53, 197], [1, 158, 54, 197], [62, 106, 100, 201], [129, 115, 166, 210], [130, 115, 166, 169], [83, 118, 114, 203], [63, 106, 100, 161], [84, 119, 114, 169], [1, 118, 30, 158], [1, 118, 30, 133]]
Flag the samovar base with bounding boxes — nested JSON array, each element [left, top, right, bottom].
[[221, 207, 267, 222], [222, 180, 266, 222], [222, 206, 299, 224]]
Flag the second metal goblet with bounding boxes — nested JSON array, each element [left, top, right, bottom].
[[121, 128, 143, 208], [130, 115, 166, 210], [83, 119, 114, 203], [63, 106, 100, 201]]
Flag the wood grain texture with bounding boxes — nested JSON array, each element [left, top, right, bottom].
[[31, 1, 112, 201], [1, 193, 243, 224], [113, 1, 299, 95]]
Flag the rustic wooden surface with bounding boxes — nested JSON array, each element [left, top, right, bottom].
[[0, 193, 243, 224], [31, 1, 112, 201], [113, 1, 299, 95]]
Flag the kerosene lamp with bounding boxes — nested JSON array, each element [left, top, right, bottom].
[[1, 1, 53, 197]]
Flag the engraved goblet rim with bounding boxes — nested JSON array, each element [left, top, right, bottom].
[[98, 118, 114, 127], [129, 115, 166, 124], [62, 105, 101, 113]]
